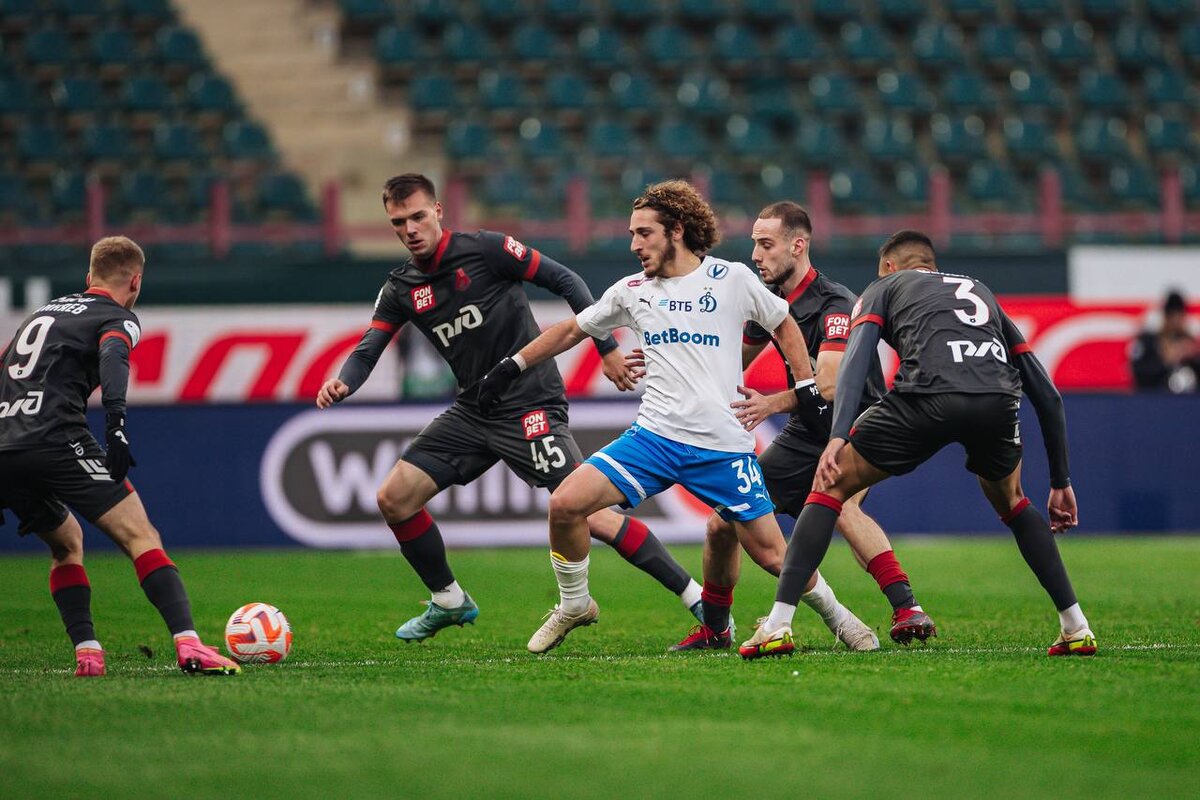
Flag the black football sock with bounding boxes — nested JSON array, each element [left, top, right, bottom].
[[50, 565, 97, 646], [611, 517, 691, 595], [776, 494, 842, 606], [390, 510, 456, 592], [134, 549, 195, 635], [1004, 500, 1078, 611], [866, 551, 918, 610]]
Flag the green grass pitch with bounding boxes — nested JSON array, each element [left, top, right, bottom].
[[2, 537, 1198, 798]]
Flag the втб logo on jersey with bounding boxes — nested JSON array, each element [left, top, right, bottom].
[[0, 390, 43, 418], [432, 304, 483, 346], [411, 284, 436, 313], [947, 337, 1007, 364], [658, 299, 692, 312]]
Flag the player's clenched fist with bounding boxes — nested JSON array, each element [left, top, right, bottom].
[[316, 378, 350, 409]]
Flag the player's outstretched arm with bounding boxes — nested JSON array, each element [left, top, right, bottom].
[[316, 378, 350, 409], [477, 318, 590, 415], [317, 325, 395, 408]]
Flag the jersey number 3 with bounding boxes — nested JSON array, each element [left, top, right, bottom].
[[7, 315, 55, 380], [943, 277, 990, 327]]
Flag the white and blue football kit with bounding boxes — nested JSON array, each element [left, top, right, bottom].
[[575, 257, 790, 521]]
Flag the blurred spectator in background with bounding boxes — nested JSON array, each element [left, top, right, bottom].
[[1130, 290, 1199, 394]]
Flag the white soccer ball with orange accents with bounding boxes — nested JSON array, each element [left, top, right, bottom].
[[224, 603, 292, 664]]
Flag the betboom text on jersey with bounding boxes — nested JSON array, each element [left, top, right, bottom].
[[642, 328, 720, 348]]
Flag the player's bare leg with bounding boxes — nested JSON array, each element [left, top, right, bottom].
[[837, 490, 937, 644], [978, 463, 1094, 656], [96, 493, 238, 674], [584, 506, 703, 620], [38, 514, 104, 676], [528, 465, 625, 653], [378, 460, 479, 641], [742, 443, 888, 659]]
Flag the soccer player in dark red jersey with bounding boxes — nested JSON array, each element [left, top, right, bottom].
[[0, 237, 240, 676], [317, 174, 704, 641], [742, 231, 1094, 659], [672, 202, 935, 651]]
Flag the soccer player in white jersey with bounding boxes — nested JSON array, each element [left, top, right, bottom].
[[477, 181, 877, 654]]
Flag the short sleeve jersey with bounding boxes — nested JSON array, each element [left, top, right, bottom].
[[0, 289, 140, 450], [743, 267, 887, 416], [576, 256, 789, 452], [370, 229, 566, 412], [850, 269, 1027, 396]]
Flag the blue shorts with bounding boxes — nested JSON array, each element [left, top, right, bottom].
[[585, 425, 775, 522]]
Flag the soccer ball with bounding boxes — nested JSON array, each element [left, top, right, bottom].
[[224, 603, 293, 664]]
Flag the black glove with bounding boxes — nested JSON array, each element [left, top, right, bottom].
[[104, 413, 136, 482], [793, 379, 832, 434], [477, 357, 522, 417]]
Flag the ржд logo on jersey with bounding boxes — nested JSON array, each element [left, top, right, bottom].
[[432, 304, 483, 346], [522, 409, 549, 440], [0, 390, 43, 418], [411, 285, 436, 313], [947, 337, 1007, 364], [824, 313, 850, 339]]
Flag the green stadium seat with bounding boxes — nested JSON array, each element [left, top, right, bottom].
[[1178, 24, 1200, 69], [644, 24, 698, 71], [912, 22, 966, 69], [1003, 117, 1059, 165], [1011, 0, 1060, 24], [116, 170, 166, 219], [609, 0, 659, 26], [772, 24, 831, 70], [966, 162, 1022, 207], [1107, 162, 1159, 209], [679, 0, 728, 27], [1055, 163, 1105, 212], [440, 23, 494, 65], [446, 119, 492, 161], [941, 71, 998, 113], [813, 0, 860, 27], [116, 0, 175, 30], [222, 119, 275, 161], [809, 71, 860, 115], [52, 76, 106, 115], [477, 0, 524, 30], [1074, 116, 1131, 165], [187, 72, 238, 115], [24, 27, 74, 70], [1078, 70, 1130, 112], [54, 0, 106, 24], [1114, 21, 1166, 69], [477, 70, 525, 114], [122, 74, 173, 113], [876, 69, 934, 113], [1147, 0, 1192, 24], [1181, 164, 1200, 209], [81, 121, 132, 163], [338, 0, 391, 33], [0, 75, 41, 116], [840, 22, 895, 70], [1079, 0, 1128, 27], [746, 79, 799, 126], [1041, 22, 1095, 70], [0, 0, 40, 32], [977, 24, 1032, 72], [755, 163, 806, 200], [607, 71, 659, 114], [481, 167, 533, 211], [676, 73, 732, 120], [706, 168, 749, 209], [375, 27, 426, 78], [258, 172, 316, 220], [577, 26, 629, 72], [16, 122, 66, 165], [0, 172, 32, 220], [409, 72, 458, 113], [877, 0, 927, 30], [91, 27, 141, 74], [829, 166, 883, 214], [655, 118, 708, 161], [511, 22, 560, 69], [412, 0, 456, 31], [946, 0, 997, 25], [794, 119, 848, 163], [725, 115, 777, 159], [1144, 116, 1193, 159], [50, 170, 87, 217], [519, 118, 567, 163], [1144, 68, 1191, 109], [544, 0, 588, 30], [931, 114, 987, 163], [713, 23, 757, 73], [154, 121, 204, 163], [156, 25, 207, 72], [1008, 69, 1063, 113], [892, 163, 930, 206], [186, 170, 219, 210], [546, 71, 591, 112], [587, 118, 638, 161], [862, 117, 917, 162]]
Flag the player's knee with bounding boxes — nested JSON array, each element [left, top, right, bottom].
[[705, 514, 736, 550], [548, 489, 588, 526], [44, 521, 84, 565], [376, 485, 417, 522]]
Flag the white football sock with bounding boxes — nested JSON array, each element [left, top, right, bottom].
[[551, 552, 591, 615], [1058, 603, 1088, 634], [432, 580, 466, 609], [801, 573, 850, 633], [764, 601, 797, 633], [75, 640, 102, 651], [172, 630, 198, 642], [679, 578, 702, 610]]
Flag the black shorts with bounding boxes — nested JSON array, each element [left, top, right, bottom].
[[401, 401, 583, 490], [850, 391, 1023, 481], [758, 423, 825, 516], [0, 437, 134, 537]]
